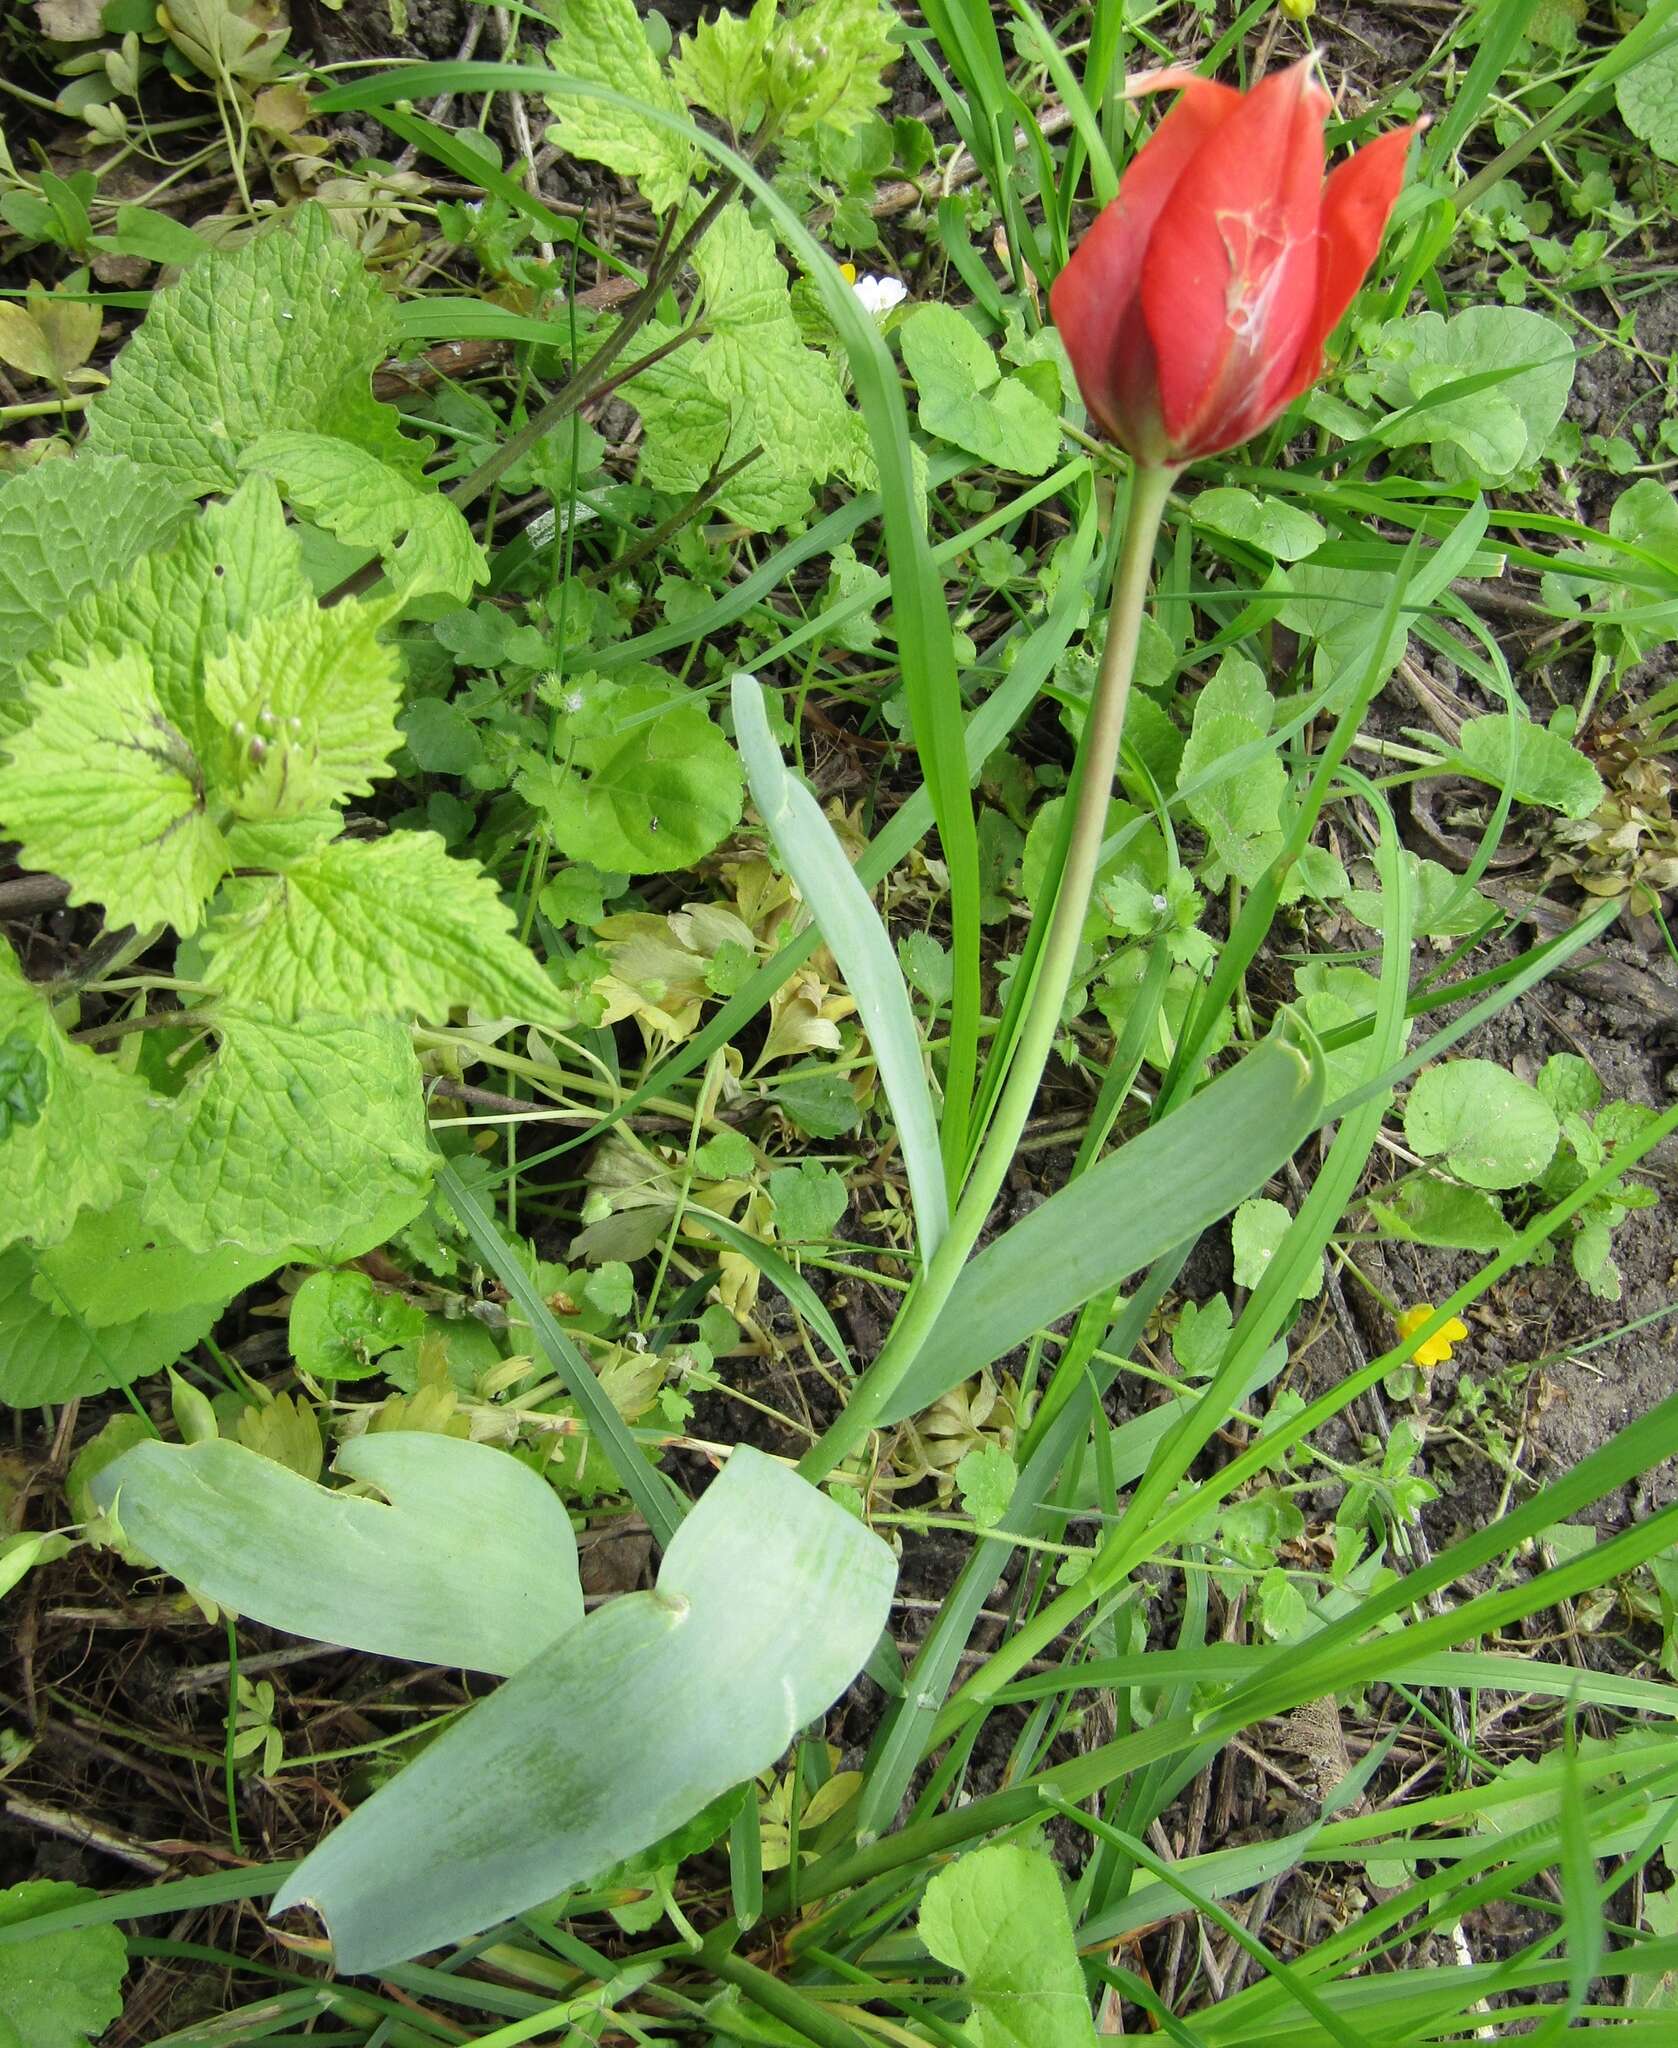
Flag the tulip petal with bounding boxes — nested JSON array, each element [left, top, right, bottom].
[[1286, 123, 1418, 389], [1140, 58, 1330, 457], [1049, 76, 1240, 454]]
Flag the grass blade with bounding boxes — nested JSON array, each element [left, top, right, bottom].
[[439, 1157, 685, 1547]]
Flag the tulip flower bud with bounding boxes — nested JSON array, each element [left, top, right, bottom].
[[1051, 59, 1417, 469]]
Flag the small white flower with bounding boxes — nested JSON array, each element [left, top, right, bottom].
[[846, 270, 909, 318]]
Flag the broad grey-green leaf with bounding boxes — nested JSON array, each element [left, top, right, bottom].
[[880, 1030, 1325, 1423], [0, 453, 187, 686], [271, 1444, 895, 1972], [200, 831, 571, 1025], [919, 1843, 1097, 2048], [733, 673, 948, 1261], [88, 203, 411, 494], [142, 1009, 432, 1255], [0, 1247, 219, 1407], [90, 1433, 582, 1674], [1456, 713, 1605, 819]]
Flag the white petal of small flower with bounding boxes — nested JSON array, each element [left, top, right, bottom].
[[851, 274, 909, 317]]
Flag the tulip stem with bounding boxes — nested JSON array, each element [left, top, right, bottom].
[[798, 463, 1175, 1485]]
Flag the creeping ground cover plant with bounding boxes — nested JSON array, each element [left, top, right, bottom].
[[6, 0, 1678, 2040]]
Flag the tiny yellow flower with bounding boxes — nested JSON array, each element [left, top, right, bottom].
[[1395, 1304, 1468, 1368], [839, 261, 858, 285]]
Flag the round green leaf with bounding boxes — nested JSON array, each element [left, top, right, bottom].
[[1404, 1060, 1560, 1191], [1617, 38, 1678, 165]]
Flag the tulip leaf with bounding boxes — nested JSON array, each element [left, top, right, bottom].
[[732, 672, 949, 1261], [90, 1433, 583, 1676], [878, 1030, 1325, 1424], [900, 304, 1060, 477], [270, 1445, 896, 1973]]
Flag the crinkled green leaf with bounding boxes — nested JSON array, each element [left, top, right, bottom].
[[919, 1843, 1097, 2048], [143, 1009, 432, 1254], [0, 1245, 218, 1408], [671, 0, 773, 129], [272, 1445, 895, 1972], [767, 0, 898, 139], [0, 1881, 127, 2048], [625, 212, 870, 529], [0, 949, 152, 1255], [0, 644, 229, 935], [0, 454, 187, 687], [1177, 654, 1285, 885], [544, 0, 695, 213], [517, 678, 742, 874], [1374, 306, 1574, 485], [88, 203, 412, 493], [9, 481, 312, 765], [901, 304, 1060, 477], [201, 830, 570, 1024], [202, 597, 402, 820], [1457, 713, 1605, 820], [92, 1432, 582, 1674], [241, 431, 485, 603], [1405, 1059, 1560, 1191]]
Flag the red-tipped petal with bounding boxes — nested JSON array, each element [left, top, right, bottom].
[[1282, 122, 1418, 396], [1140, 58, 1331, 456], [1050, 76, 1240, 451]]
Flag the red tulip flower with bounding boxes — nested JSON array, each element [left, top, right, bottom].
[[1051, 59, 1418, 469]]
